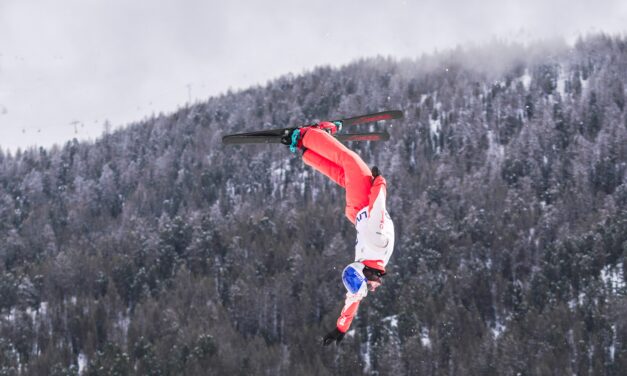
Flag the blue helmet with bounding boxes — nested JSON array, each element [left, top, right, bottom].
[[342, 262, 366, 294]]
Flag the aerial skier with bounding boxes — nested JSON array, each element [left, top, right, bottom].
[[280, 121, 395, 346]]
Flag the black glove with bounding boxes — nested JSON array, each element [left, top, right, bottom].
[[371, 166, 381, 178], [322, 327, 345, 346]]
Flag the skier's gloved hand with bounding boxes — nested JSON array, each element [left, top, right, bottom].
[[322, 327, 345, 346], [371, 166, 381, 184]]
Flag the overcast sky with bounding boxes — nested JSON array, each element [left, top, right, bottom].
[[1, 0, 626, 151]]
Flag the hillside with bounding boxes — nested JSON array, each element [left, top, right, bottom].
[[0, 35, 626, 375]]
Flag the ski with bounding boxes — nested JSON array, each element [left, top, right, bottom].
[[222, 128, 290, 144], [331, 110, 403, 127], [222, 131, 390, 145], [336, 132, 390, 142], [222, 110, 402, 145]]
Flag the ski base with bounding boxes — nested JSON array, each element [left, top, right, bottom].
[[222, 132, 390, 145]]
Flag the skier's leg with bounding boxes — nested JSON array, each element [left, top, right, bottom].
[[303, 150, 345, 187], [302, 128, 372, 222]]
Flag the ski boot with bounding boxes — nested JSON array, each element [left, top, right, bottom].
[[280, 127, 305, 153], [280, 121, 343, 153], [371, 166, 381, 184], [371, 166, 380, 178], [317, 121, 343, 135]]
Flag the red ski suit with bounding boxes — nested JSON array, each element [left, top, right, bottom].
[[301, 127, 395, 333]]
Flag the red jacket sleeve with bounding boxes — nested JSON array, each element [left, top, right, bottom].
[[368, 176, 387, 213]]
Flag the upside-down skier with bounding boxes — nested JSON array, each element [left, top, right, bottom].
[[280, 121, 395, 346]]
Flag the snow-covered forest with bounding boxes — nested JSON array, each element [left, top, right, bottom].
[[1, 34, 626, 375]]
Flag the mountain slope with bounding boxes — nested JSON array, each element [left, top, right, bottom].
[[0, 35, 626, 375]]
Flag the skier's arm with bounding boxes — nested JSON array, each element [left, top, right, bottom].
[[365, 176, 391, 247], [368, 175, 387, 214]]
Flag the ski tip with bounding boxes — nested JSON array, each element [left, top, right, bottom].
[[358, 112, 400, 124], [334, 110, 403, 126], [390, 110, 403, 118], [378, 110, 403, 120]]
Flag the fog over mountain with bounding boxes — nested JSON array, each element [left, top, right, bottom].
[[1, 0, 626, 150]]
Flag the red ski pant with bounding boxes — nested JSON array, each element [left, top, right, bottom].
[[302, 128, 372, 223]]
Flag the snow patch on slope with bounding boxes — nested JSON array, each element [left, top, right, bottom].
[[569, 291, 586, 309], [361, 326, 372, 374], [610, 324, 617, 361], [491, 320, 506, 339], [600, 265, 625, 294], [487, 130, 505, 165], [429, 104, 442, 153], [382, 314, 398, 328], [520, 70, 532, 90], [420, 327, 431, 348], [78, 352, 87, 374], [556, 67, 568, 97]]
